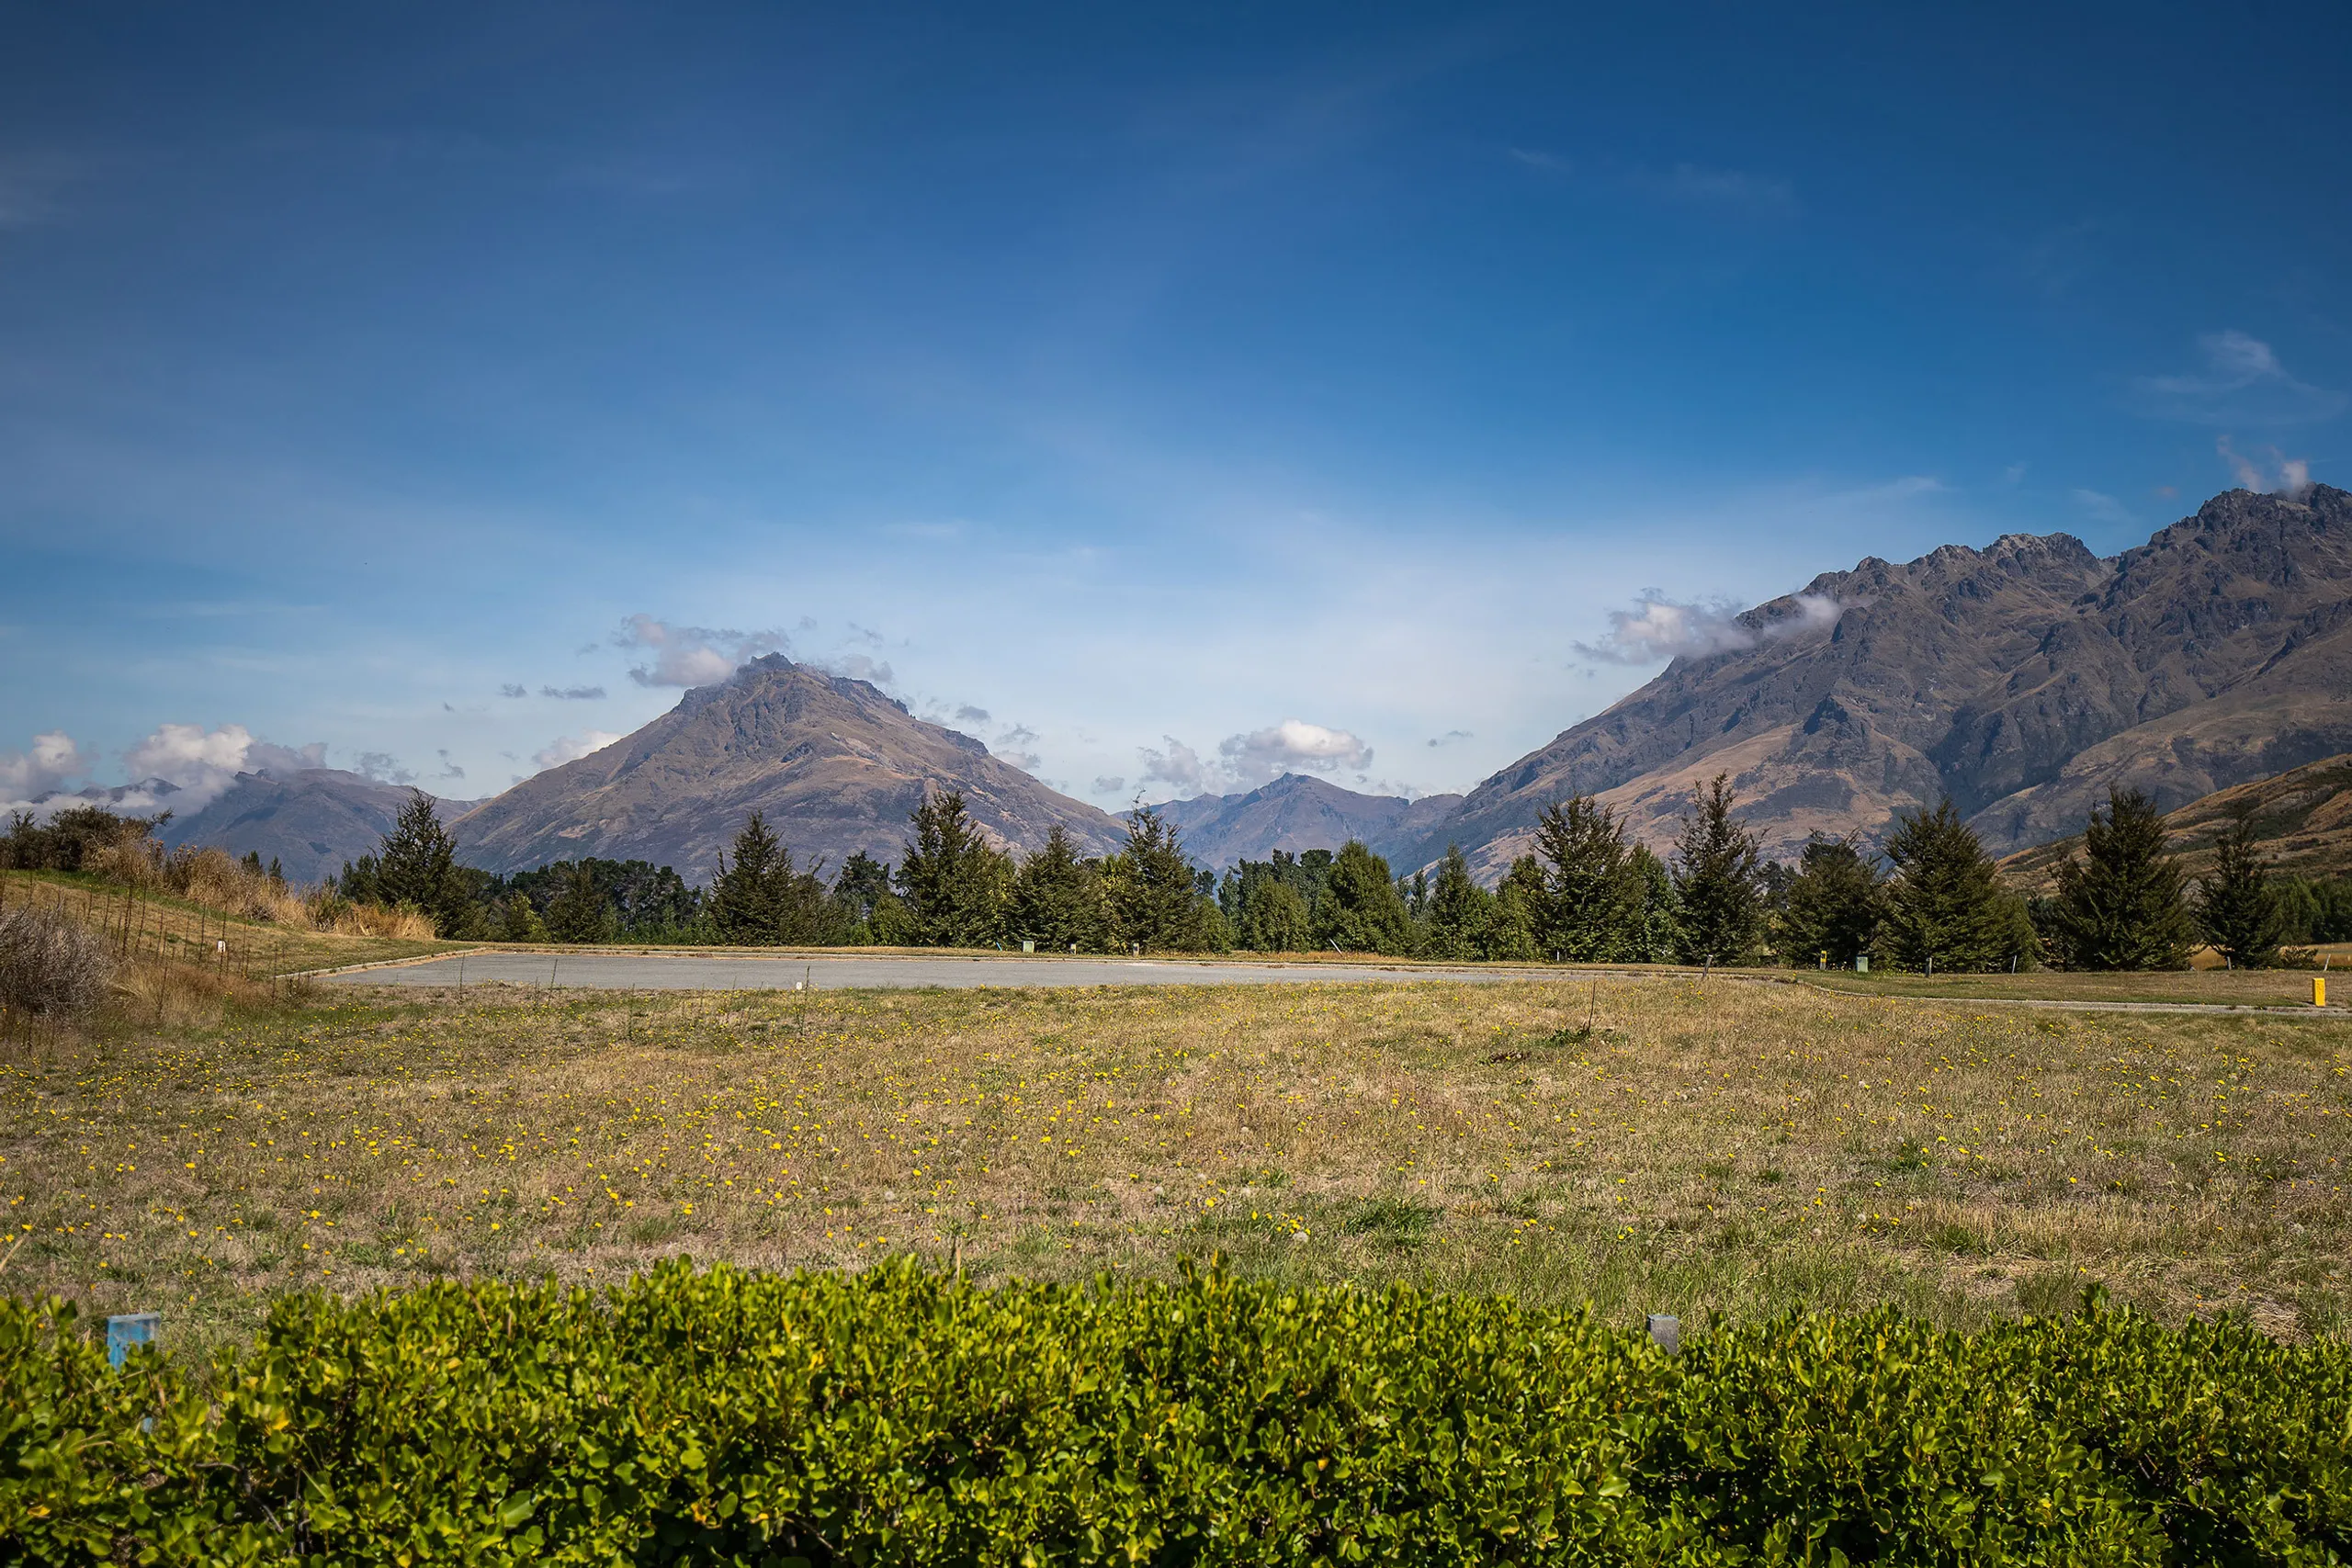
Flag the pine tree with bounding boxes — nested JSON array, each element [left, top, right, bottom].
[[1236, 874, 1312, 952], [1010, 824, 1105, 952], [898, 791, 1011, 947], [2197, 814, 2289, 968], [1672, 773, 1764, 964], [2052, 788, 2194, 971], [1485, 855, 1546, 961], [544, 862, 616, 944], [708, 813, 786, 944], [1104, 807, 1211, 952], [1774, 834, 1883, 967], [1626, 844, 1680, 963], [374, 791, 468, 937], [1312, 840, 1415, 955], [500, 888, 551, 942], [1421, 845, 1492, 961], [1880, 799, 2023, 973], [1533, 796, 1639, 961]]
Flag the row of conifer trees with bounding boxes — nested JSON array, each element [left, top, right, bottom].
[[348, 775, 2323, 969]]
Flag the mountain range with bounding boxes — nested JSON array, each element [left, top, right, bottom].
[[1146, 773, 1464, 872], [449, 655, 1126, 879], [128, 485, 2352, 889], [1407, 484, 2352, 877], [156, 771, 479, 886]]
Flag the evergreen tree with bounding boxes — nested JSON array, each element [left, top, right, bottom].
[[374, 791, 469, 937], [1484, 855, 1546, 961], [1234, 873, 1312, 952], [2051, 788, 2194, 971], [1671, 773, 1764, 964], [1421, 845, 1492, 961], [1312, 840, 1415, 955], [500, 889, 551, 942], [2197, 814, 2289, 968], [1774, 834, 1883, 967], [1880, 799, 2024, 973], [897, 790, 1011, 946], [708, 813, 786, 944], [1625, 844, 1681, 963], [1532, 795, 1639, 961], [1010, 824, 1105, 952], [266, 856, 284, 887], [1104, 807, 1213, 952], [831, 852, 891, 926], [544, 862, 618, 944]]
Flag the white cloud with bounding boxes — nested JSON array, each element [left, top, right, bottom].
[[0, 730, 85, 798], [1136, 737, 1211, 795], [353, 751, 413, 785], [540, 683, 605, 700], [1138, 718, 1375, 797], [1220, 718, 1373, 779], [533, 730, 624, 772], [2217, 435, 2315, 498], [1574, 590, 1847, 666], [112, 723, 330, 811], [615, 615, 789, 687], [1640, 162, 1797, 216], [2132, 331, 2346, 425], [2069, 488, 2135, 525]]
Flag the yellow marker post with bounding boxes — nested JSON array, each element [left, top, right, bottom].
[[2318, 976, 2328, 1008]]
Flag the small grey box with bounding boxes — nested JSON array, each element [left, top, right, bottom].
[[107, 1312, 160, 1368], [1646, 1314, 1680, 1355]]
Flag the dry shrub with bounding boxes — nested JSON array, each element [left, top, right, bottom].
[[0, 904, 115, 1015], [82, 833, 167, 892], [329, 901, 436, 941], [114, 955, 269, 1029], [165, 846, 313, 924]]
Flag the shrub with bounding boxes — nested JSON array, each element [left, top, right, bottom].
[[0, 904, 114, 1015], [3, 1265, 2347, 1564]]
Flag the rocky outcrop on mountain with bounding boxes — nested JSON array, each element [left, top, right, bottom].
[[2003, 750, 2352, 890], [450, 656, 1127, 880], [1410, 485, 2352, 877], [158, 771, 477, 886], [1146, 773, 1465, 871]]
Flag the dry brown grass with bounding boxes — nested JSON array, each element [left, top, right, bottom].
[[0, 871, 448, 977], [5, 975, 2346, 1355]]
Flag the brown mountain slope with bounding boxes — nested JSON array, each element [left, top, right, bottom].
[[158, 770, 479, 885], [1147, 774, 1464, 870], [451, 657, 1127, 879], [2002, 751, 2352, 892], [1412, 484, 2352, 878]]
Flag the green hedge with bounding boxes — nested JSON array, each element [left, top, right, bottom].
[[5, 1262, 2347, 1565]]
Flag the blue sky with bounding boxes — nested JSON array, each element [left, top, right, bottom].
[[5, 1, 2348, 818]]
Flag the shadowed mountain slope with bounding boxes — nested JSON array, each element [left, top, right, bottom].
[[1411, 485, 2352, 877], [1146, 774, 1464, 871], [450, 656, 1126, 881], [158, 771, 478, 886], [2002, 750, 2352, 891]]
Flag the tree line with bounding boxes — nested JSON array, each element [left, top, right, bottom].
[[333, 777, 2342, 970]]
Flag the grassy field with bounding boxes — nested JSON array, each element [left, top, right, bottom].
[[1794, 961, 2348, 1009], [6, 972, 2348, 1357]]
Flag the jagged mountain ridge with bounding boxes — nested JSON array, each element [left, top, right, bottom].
[[1145, 773, 1464, 871], [159, 770, 479, 886], [1409, 485, 2352, 878], [450, 656, 1127, 880]]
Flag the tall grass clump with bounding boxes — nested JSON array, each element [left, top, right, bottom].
[[0, 903, 114, 1016]]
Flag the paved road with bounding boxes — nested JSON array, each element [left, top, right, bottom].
[[324, 952, 1530, 991]]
